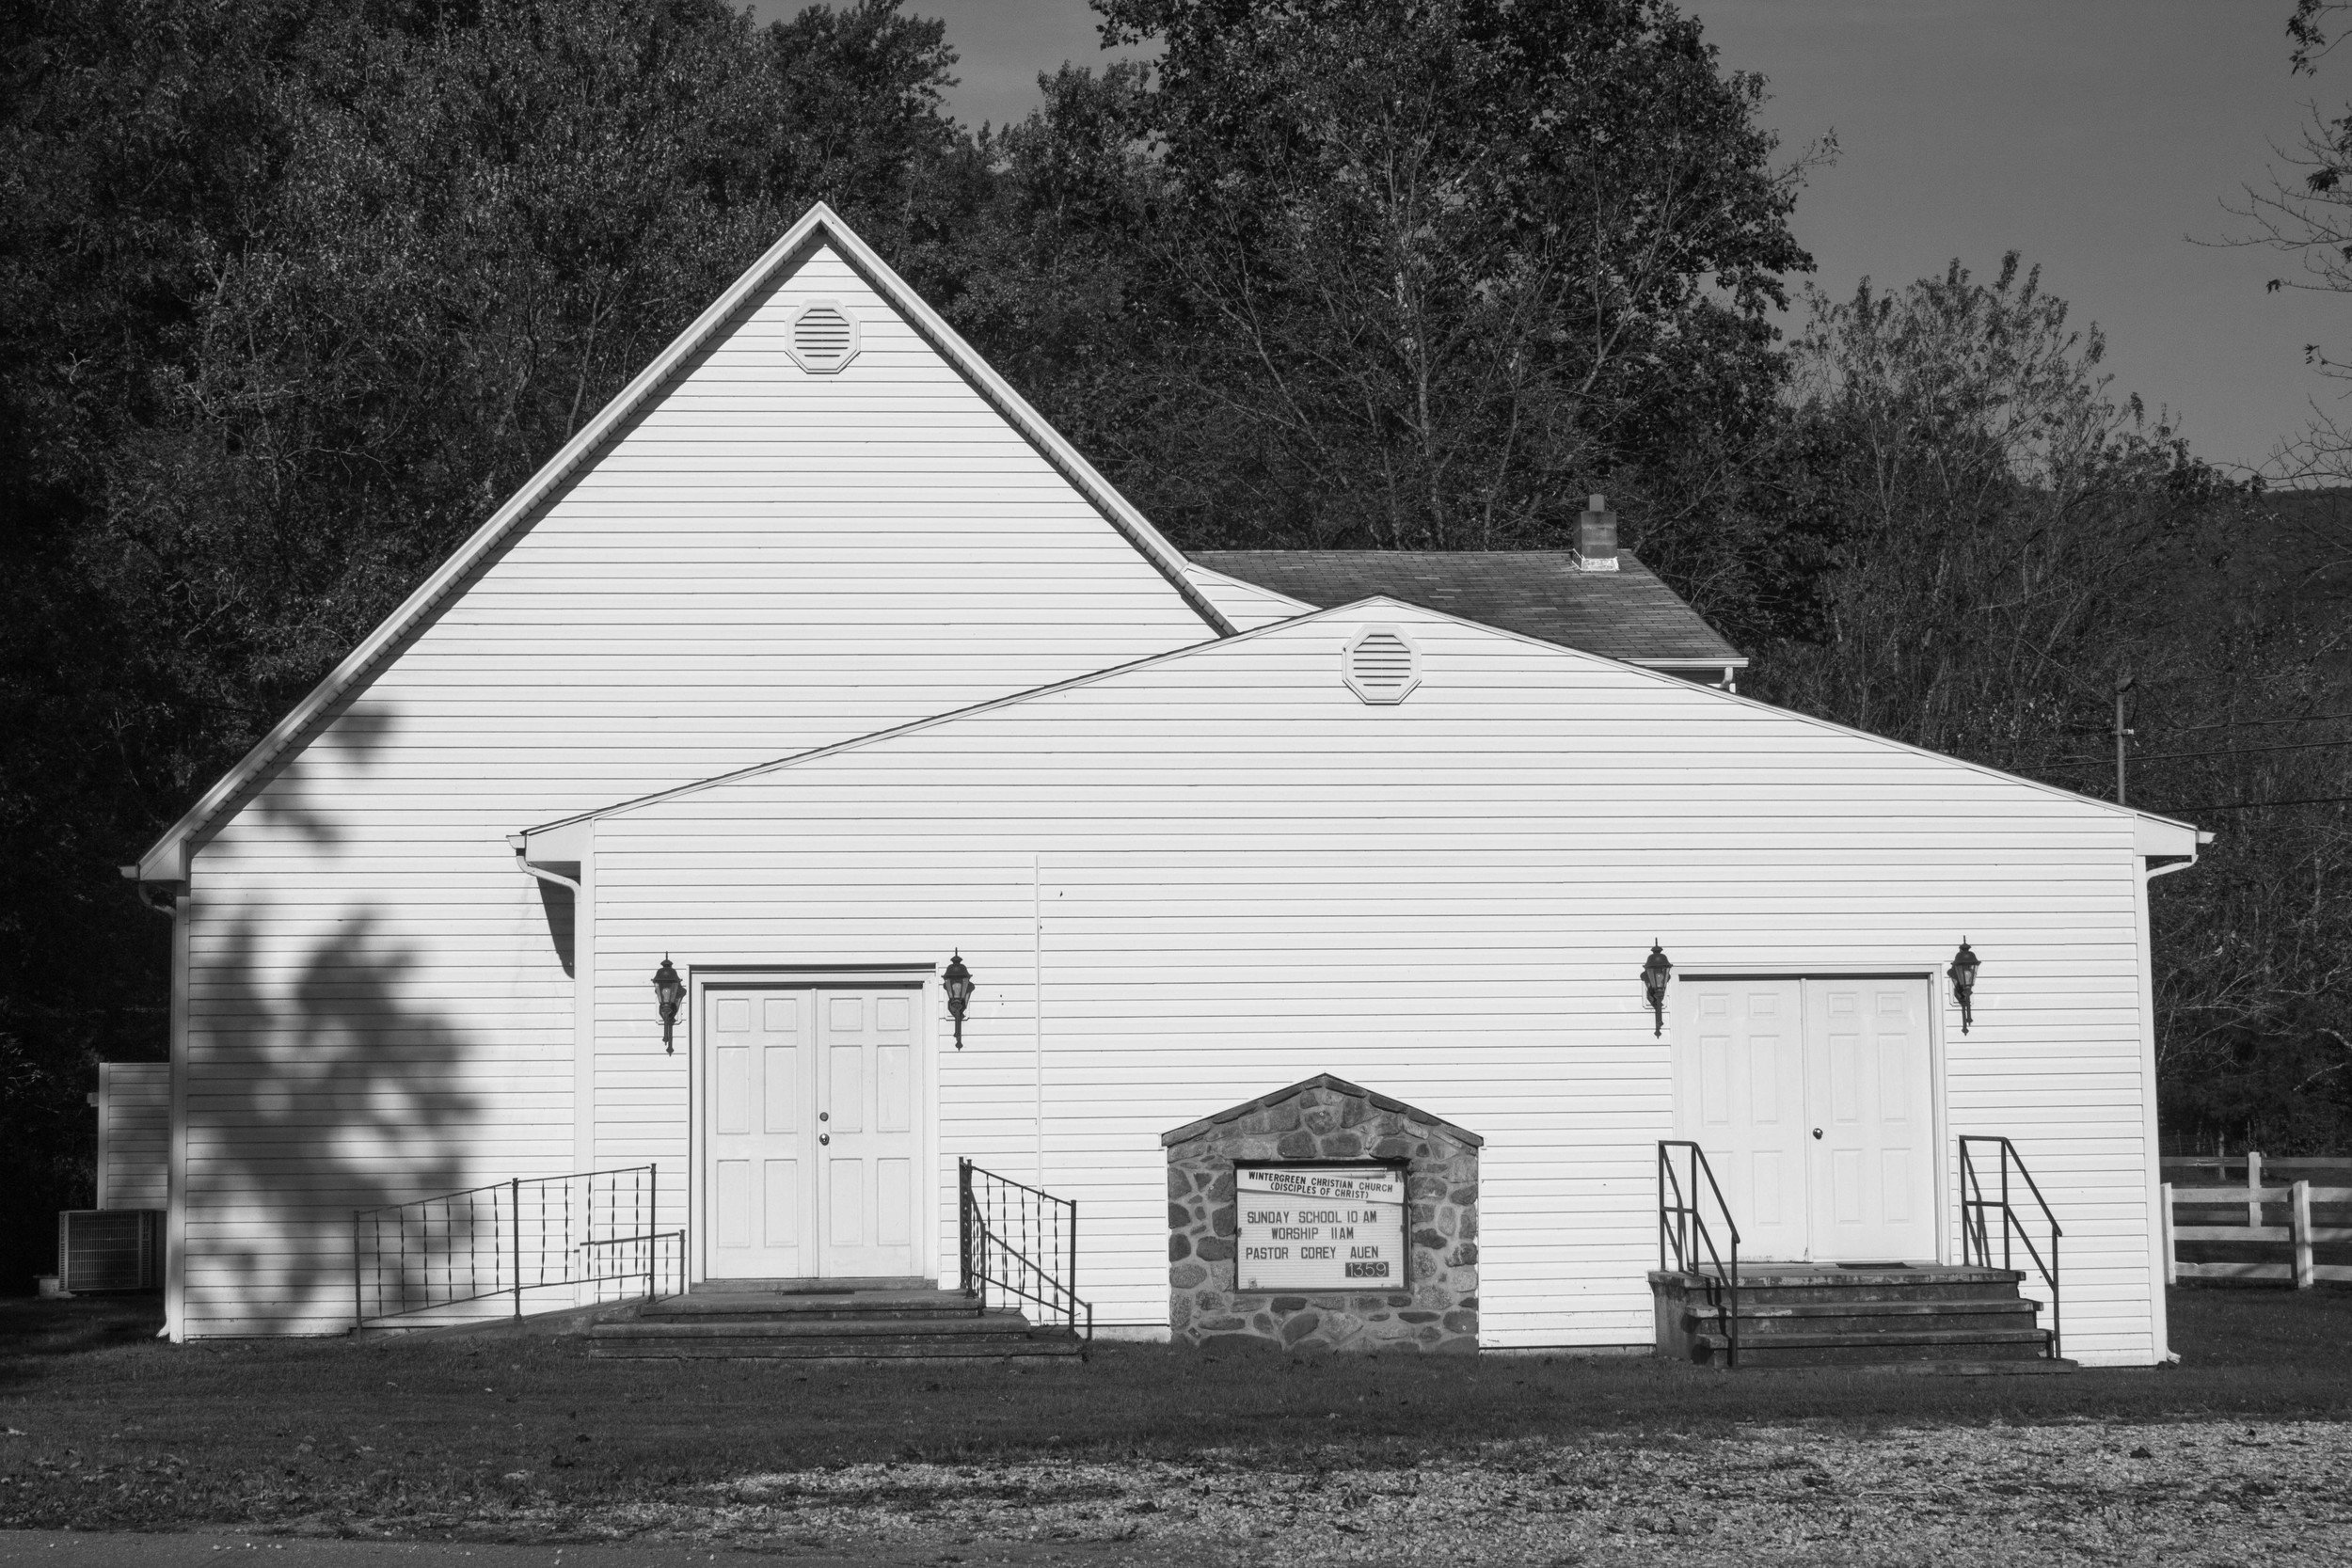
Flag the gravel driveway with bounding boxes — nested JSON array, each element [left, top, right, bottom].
[[373, 1417, 2348, 1565]]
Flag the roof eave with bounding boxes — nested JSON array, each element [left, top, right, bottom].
[[519, 594, 2199, 843]]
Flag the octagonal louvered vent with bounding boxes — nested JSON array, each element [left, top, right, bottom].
[[787, 302, 860, 373], [1343, 627, 1420, 705]]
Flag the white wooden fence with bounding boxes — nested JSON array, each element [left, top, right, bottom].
[[2161, 1153, 2352, 1287]]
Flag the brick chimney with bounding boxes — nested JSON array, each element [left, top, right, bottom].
[[1573, 494, 1618, 572]]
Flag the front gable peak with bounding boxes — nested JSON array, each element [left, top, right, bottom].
[[135, 201, 1232, 881]]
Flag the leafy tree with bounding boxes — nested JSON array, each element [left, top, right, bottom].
[[0, 0, 977, 1288], [959, 0, 1820, 608], [2230, 2, 2352, 495], [1753, 253, 2352, 1153]]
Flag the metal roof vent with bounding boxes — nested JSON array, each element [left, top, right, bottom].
[[1343, 626, 1420, 705], [787, 301, 860, 373]]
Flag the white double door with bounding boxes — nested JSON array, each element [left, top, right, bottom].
[[1675, 976, 1938, 1262], [704, 987, 923, 1279]]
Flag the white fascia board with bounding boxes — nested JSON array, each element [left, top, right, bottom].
[[1626, 656, 1752, 673], [2134, 816, 2208, 857], [134, 202, 1228, 885], [520, 820, 594, 864], [521, 595, 2195, 839]]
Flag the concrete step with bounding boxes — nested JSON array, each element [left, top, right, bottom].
[[1725, 1354, 2078, 1376], [1687, 1300, 2041, 1338], [588, 1333, 1084, 1361], [1652, 1267, 2028, 1306], [1728, 1266, 2023, 1287], [592, 1313, 1036, 1341], [1692, 1327, 2056, 1369], [586, 1287, 1083, 1361], [639, 1292, 985, 1323], [1695, 1324, 2051, 1352], [1706, 1342, 2061, 1369], [1874, 1357, 2076, 1376], [687, 1276, 932, 1295]]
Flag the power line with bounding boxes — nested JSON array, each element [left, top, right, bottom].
[[2151, 794, 2352, 813], [2044, 736, 2352, 768], [2166, 711, 2352, 734], [2018, 713, 2352, 746], [2135, 737, 2352, 764]]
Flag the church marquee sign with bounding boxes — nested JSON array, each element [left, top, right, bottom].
[[1235, 1163, 1409, 1290]]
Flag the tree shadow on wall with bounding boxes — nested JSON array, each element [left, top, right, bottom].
[[192, 916, 485, 1334]]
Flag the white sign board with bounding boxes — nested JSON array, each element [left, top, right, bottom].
[[1235, 1164, 1407, 1291]]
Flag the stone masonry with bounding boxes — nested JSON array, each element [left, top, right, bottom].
[[1162, 1074, 1482, 1353]]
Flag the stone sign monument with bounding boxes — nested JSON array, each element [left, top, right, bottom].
[[1163, 1074, 1482, 1352]]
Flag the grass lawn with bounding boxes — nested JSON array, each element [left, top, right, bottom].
[[3, 1285, 2350, 1550]]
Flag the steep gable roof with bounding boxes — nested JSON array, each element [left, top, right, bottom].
[[135, 203, 1232, 882], [1194, 549, 1743, 669]]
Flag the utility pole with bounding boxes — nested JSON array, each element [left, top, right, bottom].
[[2115, 673, 2136, 806]]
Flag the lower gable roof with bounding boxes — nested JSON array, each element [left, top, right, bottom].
[[522, 595, 2202, 862]]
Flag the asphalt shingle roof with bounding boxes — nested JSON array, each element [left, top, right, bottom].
[[1193, 550, 1745, 667]]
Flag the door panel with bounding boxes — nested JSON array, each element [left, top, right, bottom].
[[1803, 979, 1936, 1260], [715, 1160, 751, 1249], [704, 990, 812, 1277], [877, 1046, 913, 1132], [828, 1158, 865, 1243], [715, 1046, 751, 1135], [816, 988, 921, 1275], [877, 1160, 912, 1245], [763, 1045, 798, 1132], [829, 1045, 865, 1132], [1676, 980, 1810, 1259], [761, 1160, 799, 1247]]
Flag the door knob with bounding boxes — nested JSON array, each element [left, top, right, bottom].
[[1812, 1128, 1823, 1139], [819, 1132, 831, 1146]]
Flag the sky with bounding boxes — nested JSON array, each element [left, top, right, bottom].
[[749, 0, 2348, 472]]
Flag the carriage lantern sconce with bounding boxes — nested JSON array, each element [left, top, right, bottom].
[[1947, 940, 1980, 1035], [943, 950, 975, 1049], [1642, 942, 1674, 1037], [652, 956, 685, 1054]]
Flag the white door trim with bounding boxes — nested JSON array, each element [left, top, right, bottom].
[[1672, 968, 1951, 1265], [686, 964, 940, 1287]]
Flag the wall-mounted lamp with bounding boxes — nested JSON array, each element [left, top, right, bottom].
[[1642, 942, 1674, 1037], [1947, 939, 1979, 1035], [652, 956, 684, 1054], [943, 950, 975, 1049]]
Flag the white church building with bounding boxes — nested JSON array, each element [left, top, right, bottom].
[[120, 205, 2205, 1365]]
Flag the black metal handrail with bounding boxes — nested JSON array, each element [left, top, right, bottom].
[[1657, 1139, 1741, 1368], [353, 1164, 685, 1329], [1958, 1134, 2063, 1359], [959, 1159, 1092, 1349]]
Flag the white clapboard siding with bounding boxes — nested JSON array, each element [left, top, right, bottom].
[[97, 1062, 171, 1212], [575, 602, 2171, 1366], [173, 233, 1220, 1337]]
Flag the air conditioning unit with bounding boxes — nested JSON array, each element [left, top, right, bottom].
[[57, 1210, 162, 1292]]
